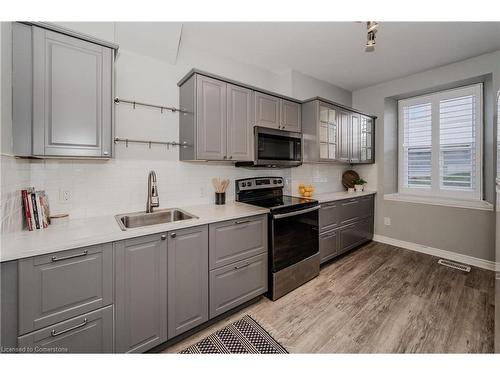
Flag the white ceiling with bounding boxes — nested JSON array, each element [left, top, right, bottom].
[[179, 22, 500, 91]]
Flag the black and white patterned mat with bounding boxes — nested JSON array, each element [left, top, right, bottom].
[[179, 315, 288, 354]]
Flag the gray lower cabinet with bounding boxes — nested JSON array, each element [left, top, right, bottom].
[[18, 243, 113, 335], [12, 23, 114, 158], [114, 233, 168, 353], [17, 306, 113, 353], [319, 229, 339, 264], [167, 226, 209, 339], [209, 215, 267, 269], [209, 253, 267, 318], [319, 195, 375, 265], [319, 201, 340, 231]]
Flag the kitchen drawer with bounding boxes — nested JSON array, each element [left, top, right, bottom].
[[319, 228, 339, 264], [319, 201, 340, 231], [338, 198, 362, 225], [338, 216, 373, 255], [209, 253, 267, 318], [209, 214, 267, 270], [359, 195, 374, 218], [18, 243, 113, 335], [17, 305, 113, 353]]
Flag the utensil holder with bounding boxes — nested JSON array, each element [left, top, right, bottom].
[[215, 192, 226, 205]]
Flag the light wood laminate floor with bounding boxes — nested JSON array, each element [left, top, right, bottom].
[[164, 241, 494, 353]]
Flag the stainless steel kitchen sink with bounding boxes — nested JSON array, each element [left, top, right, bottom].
[[115, 208, 198, 230]]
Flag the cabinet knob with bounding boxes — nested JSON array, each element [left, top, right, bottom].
[[170, 233, 176, 239], [161, 234, 167, 240], [223, 155, 227, 159], [229, 156, 233, 159], [103, 151, 109, 156]]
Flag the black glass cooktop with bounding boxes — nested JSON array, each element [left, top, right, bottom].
[[248, 195, 318, 212]]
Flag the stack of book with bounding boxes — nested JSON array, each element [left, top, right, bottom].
[[21, 188, 50, 231]]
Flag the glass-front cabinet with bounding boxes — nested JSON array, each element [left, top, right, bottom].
[[360, 115, 374, 163], [319, 104, 338, 160], [301, 98, 375, 164]]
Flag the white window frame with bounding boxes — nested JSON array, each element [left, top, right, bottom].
[[398, 83, 483, 202]]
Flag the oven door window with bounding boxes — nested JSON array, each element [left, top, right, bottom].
[[257, 133, 301, 161], [271, 209, 319, 272]]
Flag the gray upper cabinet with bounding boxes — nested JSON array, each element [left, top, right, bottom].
[[167, 226, 209, 339], [301, 98, 375, 164], [255, 93, 301, 131], [12, 23, 114, 158], [227, 84, 254, 161], [254, 92, 280, 129], [180, 74, 253, 162], [360, 115, 375, 163], [114, 233, 168, 353], [350, 113, 361, 163], [196, 75, 227, 160], [337, 109, 351, 163], [280, 99, 301, 132]]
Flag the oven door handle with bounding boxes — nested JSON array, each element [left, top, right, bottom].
[[272, 205, 320, 220]]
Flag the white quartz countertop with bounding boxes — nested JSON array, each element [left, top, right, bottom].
[[312, 190, 376, 203], [0, 201, 269, 263]]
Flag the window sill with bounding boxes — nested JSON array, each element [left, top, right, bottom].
[[384, 193, 494, 211]]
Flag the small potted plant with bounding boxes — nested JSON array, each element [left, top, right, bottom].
[[353, 178, 367, 192]]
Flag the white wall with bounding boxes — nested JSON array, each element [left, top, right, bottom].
[[353, 50, 500, 262], [1, 22, 360, 234]]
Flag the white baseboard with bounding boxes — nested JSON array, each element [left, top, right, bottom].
[[373, 234, 498, 272]]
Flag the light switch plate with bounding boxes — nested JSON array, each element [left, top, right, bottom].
[[384, 217, 391, 226]]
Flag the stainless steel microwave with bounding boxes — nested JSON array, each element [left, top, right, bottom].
[[236, 127, 303, 168]]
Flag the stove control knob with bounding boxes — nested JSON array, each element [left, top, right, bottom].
[[241, 182, 246, 187], [278, 179, 283, 184]]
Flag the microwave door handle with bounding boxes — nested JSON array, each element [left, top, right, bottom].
[[272, 205, 320, 220]]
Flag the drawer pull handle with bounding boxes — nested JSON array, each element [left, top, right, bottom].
[[51, 250, 88, 262], [235, 220, 251, 225], [51, 319, 88, 337], [234, 263, 250, 270]]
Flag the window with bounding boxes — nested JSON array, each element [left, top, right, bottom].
[[398, 83, 483, 201]]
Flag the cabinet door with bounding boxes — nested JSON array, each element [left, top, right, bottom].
[[336, 109, 350, 162], [320, 229, 339, 264], [209, 215, 267, 270], [360, 115, 375, 163], [319, 201, 340, 231], [196, 75, 227, 160], [350, 113, 361, 163], [32, 28, 112, 157], [227, 84, 253, 161], [281, 99, 301, 132], [209, 253, 267, 319], [255, 92, 280, 129], [17, 306, 113, 354], [18, 244, 113, 335], [318, 104, 338, 161], [115, 234, 168, 353], [167, 226, 208, 339]]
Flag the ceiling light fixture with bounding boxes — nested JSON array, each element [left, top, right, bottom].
[[365, 21, 378, 52]]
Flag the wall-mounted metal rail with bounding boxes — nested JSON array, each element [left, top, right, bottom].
[[114, 97, 185, 114], [114, 137, 190, 149]]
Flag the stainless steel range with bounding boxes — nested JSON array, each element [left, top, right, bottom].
[[235, 177, 320, 300]]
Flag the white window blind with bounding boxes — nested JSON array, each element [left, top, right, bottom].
[[398, 83, 483, 201]]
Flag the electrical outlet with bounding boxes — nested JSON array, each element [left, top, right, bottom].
[[384, 217, 391, 226], [59, 189, 72, 203]]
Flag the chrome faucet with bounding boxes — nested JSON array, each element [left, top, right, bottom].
[[146, 170, 159, 213]]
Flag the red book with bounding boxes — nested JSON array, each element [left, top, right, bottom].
[[21, 190, 33, 231]]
